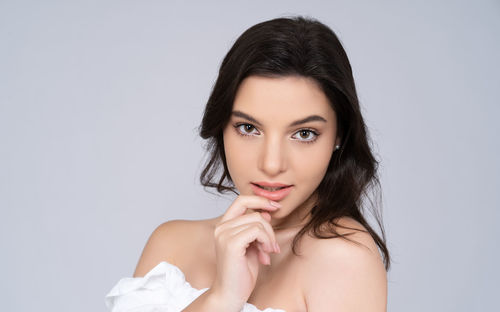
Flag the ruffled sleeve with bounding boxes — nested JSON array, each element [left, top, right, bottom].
[[104, 262, 209, 312], [104, 261, 286, 312]]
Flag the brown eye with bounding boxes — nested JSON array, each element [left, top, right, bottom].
[[299, 130, 310, 139], [243, 124, 254, 133], [235, 123, 259, 136], [291, 129, 319, 143]]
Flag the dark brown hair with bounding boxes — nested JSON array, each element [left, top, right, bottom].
[[198, 16, 390, 270]]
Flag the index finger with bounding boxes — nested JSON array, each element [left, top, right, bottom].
[[221, 195, 281, 223]]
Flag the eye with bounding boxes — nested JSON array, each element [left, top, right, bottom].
[[234, 123, 260, 136], [291, 129, 319, 143]]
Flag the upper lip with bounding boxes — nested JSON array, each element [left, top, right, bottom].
[[252, 181, 292, 187]]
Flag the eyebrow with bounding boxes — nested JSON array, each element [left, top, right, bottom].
[[232, 110, 327, 127]]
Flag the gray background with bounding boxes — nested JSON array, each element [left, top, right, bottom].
[[1, 0, 499, 311]]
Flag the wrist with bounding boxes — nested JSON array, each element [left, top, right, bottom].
[[205, 288, 244, 312]]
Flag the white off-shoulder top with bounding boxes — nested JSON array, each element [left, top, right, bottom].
[[105, 261, 286, 312]]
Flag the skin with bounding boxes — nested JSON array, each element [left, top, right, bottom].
[[134, 75, 387, 311], [215, 75, 385, 311], [223, 75, 340, 231]]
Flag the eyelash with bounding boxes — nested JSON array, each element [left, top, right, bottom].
[[233, 123, 320, 144]]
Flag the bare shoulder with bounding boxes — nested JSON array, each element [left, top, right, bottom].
[[300, 217, 387, 311], [133, 217, 216, 278]]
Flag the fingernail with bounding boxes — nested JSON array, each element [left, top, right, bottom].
[[275, 242, 281, 253], [268, 243, 274, 253], [260, 212, 271, 221], [269, 200, 281, 208]]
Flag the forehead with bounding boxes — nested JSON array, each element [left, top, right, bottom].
[[232, 75, 335, 123]]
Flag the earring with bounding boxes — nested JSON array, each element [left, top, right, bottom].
[[335, 145, 340, 150]]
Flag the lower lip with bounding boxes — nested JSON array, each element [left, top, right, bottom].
[[250, 184, 293, 201]]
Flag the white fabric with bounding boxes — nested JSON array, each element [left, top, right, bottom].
[[105, 261, 286, 312]]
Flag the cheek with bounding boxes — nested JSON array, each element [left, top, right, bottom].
[[294, 144, 333, 188], [223, 130, 255, 188]]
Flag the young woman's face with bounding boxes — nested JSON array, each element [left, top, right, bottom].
[[223, 75, 340, 229]]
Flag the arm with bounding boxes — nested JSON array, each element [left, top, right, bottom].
[[133, 220, 182, 277], [126, 221, 236, 312], [182, 289, 240, 312], [303, 233, 387, 311]]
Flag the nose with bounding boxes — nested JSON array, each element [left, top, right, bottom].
[[258, 134, 287, 176]]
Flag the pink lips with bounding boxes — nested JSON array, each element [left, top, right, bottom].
[[250, 182, 293, 201]]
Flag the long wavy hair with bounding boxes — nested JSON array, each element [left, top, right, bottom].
[[198, 16, 390, 270]]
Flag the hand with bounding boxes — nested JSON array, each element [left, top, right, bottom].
[[210, 195, 281, 309]]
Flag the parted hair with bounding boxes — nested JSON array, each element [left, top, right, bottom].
[[198, 16, 390, 270]]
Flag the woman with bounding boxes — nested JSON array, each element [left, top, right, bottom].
[[105, 16, 390, 312]]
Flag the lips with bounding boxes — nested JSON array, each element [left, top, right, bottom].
[[250, 182, 293, 201]]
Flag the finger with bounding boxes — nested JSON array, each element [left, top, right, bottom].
[[258, 247, 271, 265], [216, 212, 277, 252], [251, 240, 271, 265], [260, 212, 271, 222], [224, 221, 276, 253], [221, 195, 281, 223], [229, 223, 275, 259]]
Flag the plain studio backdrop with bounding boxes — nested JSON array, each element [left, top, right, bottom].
[[1, 1, 499, 311]]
